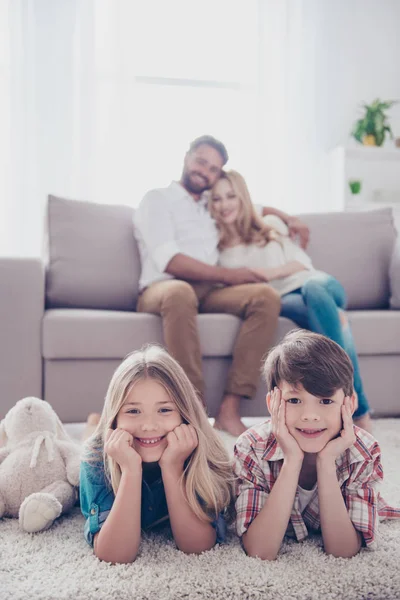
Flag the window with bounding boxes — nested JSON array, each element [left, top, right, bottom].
[[91, 0, 261, 205]]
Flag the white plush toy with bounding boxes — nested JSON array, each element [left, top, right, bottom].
[[0, 397, 81, 533]]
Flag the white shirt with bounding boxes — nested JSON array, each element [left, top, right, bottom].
[[218, 215, 315, 296], [134, 182, 219, 290], [297, 484, 317, 514]]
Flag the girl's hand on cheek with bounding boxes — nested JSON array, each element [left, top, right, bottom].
[[104, 428, 142, 474], [317, 398, 356, 463], [159, 424, 198, 473], [270, 387, 304, 464]]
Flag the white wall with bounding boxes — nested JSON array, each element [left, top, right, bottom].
[[318, 0, 400, 149], [314, 0, 400, 209]]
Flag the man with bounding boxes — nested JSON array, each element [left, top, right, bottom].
[[134, 135, 310, 436]]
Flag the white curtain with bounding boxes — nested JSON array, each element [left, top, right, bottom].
[[0, 0, 321, 257]]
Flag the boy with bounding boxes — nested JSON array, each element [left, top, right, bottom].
[[234, 330, 400, 560]]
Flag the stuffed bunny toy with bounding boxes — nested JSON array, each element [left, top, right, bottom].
[[0, 397, 81, 533]]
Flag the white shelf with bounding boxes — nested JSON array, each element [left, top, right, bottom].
[[345, 145, 400, 162], [328, 144, 400, 212]]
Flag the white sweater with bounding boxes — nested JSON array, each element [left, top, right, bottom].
[[219, 215, 315, 296]]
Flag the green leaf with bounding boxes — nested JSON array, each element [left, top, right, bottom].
[[351, 98, 398, 141]]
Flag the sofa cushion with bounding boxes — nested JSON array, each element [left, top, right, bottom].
[[347, 310, 400, 354], [45, 194, 395, 311], [42, 309, 296, 360], [45, 195, 141, 310], [389, 234, 400, 309], [42, 309, 400, 360], [301, 208, 396, 309]]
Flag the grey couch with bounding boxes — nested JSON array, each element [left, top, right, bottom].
[[1, 196, 399, 422]]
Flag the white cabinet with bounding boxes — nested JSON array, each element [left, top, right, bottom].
[[328, 145, 400, 227]]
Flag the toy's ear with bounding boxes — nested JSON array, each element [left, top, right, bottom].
[[54, 413, 72, 441], [0, 420, 7, 446]]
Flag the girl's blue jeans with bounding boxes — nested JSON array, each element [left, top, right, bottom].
[[280, 272, 369, 418]]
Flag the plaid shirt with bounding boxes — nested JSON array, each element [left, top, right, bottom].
[[234, 420, 400, 549]]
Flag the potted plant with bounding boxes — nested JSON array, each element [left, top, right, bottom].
[[349, 180, 362, 194], [351, 99, 397, 147]]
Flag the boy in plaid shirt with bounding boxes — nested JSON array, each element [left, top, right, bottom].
[[234, 330, 400, 560]]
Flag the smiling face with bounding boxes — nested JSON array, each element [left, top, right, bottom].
[[211, 177, 242, 226], [116, 378, 183, 463], [181, 144, 224, 197], [279, 381, 347, 454]]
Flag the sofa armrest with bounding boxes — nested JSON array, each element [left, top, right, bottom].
[[0, 258, 44, 416]]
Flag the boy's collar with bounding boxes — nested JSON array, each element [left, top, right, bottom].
[[261, 433, 284, 461], [344, 425, 375, 465]]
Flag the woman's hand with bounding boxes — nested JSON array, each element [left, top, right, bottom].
[[159, 424, 198, 473], [317, 397, 356, 464], [269, 387, 303, 463], [104, 428, 142, 474]]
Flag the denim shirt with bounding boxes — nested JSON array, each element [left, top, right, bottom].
[[80, 460, 226, 547]]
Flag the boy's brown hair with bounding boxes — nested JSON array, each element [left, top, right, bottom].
[[263, 330, 354, 397]]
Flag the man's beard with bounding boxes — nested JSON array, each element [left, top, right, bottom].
[[181, 170, 211, 194]]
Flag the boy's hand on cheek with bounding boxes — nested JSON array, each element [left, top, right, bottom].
[[317, 398, 356, 464], [270, 387, 303, 464], [104, 428, 142, 474], [159, 424, 198, 473]]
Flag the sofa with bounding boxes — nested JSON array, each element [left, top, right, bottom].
[[1, 196, 399, 422]]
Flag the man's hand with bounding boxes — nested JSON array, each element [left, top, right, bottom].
[[159, 424, 198, 473], [104, 428, 142, 474], [286, 217, 310, 249], [250, 261, 307, 283], [222, 267, 267, 286], [269, 387, 303, 463], [317, 398, 356, 464], [249, 267, 276, 282]]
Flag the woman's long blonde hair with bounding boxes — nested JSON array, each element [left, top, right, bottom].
[[209, 170, 278, 250], [83, 345, 234, 522]]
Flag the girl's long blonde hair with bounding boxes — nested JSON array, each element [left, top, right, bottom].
[[83, 345, 234, 522], [209, 170, 278, 250]]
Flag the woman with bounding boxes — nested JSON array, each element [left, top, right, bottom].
[[210, 170, 371, 432]]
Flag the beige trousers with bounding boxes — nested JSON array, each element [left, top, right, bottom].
[[136, 280, 280, 400]]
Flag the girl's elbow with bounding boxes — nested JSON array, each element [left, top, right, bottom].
[[177, 541, 215, 555], [176, 533, 217, 555], [94, 550, 139, 564], [94, 545, 139, 564]]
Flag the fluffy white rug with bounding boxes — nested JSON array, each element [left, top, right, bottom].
[[1, 419, 400, 600]]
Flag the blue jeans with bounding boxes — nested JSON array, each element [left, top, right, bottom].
[[280, 272, 369, 418]]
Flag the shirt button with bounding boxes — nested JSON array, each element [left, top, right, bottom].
[[148, 506, 152, 511], [90, 508, 96, 515]]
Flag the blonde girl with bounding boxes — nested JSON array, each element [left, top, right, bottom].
[[209, 170, 371, 432], [80, 345, 233, 563]]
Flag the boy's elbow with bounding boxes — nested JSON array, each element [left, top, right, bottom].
[[326, 546, 361, 559], [246, 547, 278, 561], [242, 534, 278, 561], [324, 533, 362, 559]]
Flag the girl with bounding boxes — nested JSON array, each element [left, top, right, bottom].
[[80, 345, 233, 563], [210, 170, 371, 432]]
